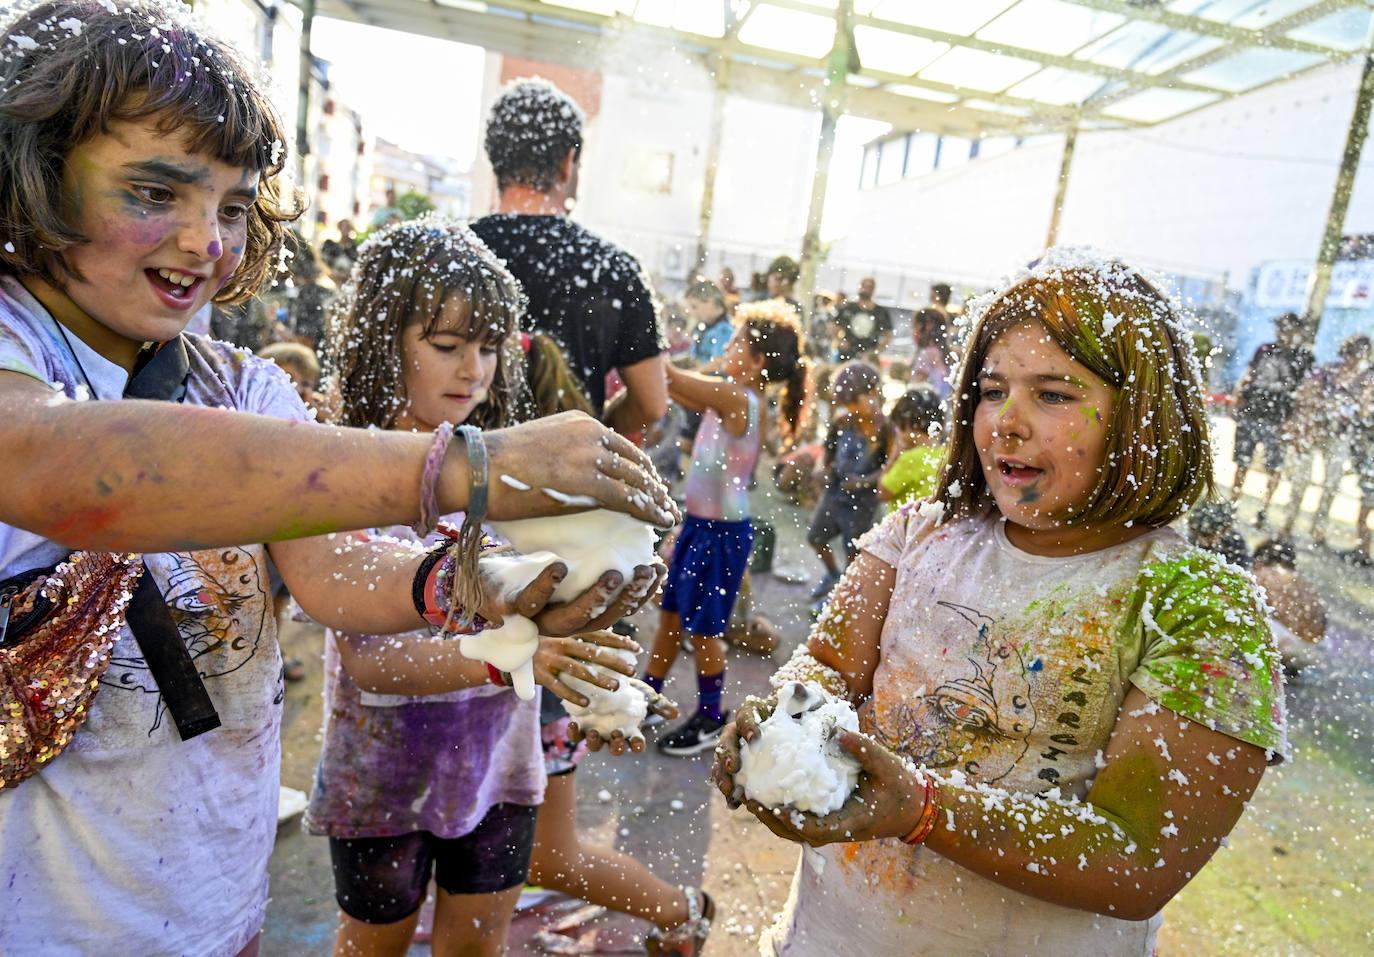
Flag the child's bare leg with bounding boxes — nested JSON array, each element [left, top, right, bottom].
[[333, 910, 421, 957], [813, 541, 840, 577], [528, 772, 690, 931], [1262, 467, 1283, 511], [1231, 462, 1250, 501], [233, 933, 261, 957], [693, 634, 727, 677], [646, 611, 683, 683], [430, 886, 521, 957]]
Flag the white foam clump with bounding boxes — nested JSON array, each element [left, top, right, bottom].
[[558, 646, 654, 743], [735, 682, 861, 816], [457, 508, 658, 701]]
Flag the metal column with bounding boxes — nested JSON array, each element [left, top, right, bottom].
[[1045, 121, 1079, 250], [798, 0, 854, 324], [294, 0, 316, 197], [1303, 35, 1374, 341], [695, 54, 732, 273]]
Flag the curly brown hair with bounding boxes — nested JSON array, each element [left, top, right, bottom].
[[325, 217, 527, 431], [0, 0, 298, 301], [734, 300, 809, 442]]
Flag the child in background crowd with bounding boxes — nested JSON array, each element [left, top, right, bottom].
[[1251, 538, 1327, 675], [879, 386, 946, 513], [0, 6, 673, 955], [647, 302, 808, 757], [257, 340, 322, 410], [307, 219, 658, 957], [807, 360, 887, 602], [683, 279, 734, 369], [713, 251, 1286, 957], [506, 328, 713, 957]]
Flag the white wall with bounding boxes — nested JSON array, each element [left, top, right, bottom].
[[574, 72, 820, 282], [839, 58, 1374, 290]]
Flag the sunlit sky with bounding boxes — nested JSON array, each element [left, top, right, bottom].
[[309, 16, 883, 237], [312, 17, 487, 162]]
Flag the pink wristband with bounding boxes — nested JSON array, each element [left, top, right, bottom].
[[413, 422, 455, 538]]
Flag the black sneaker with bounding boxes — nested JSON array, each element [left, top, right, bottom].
[[657, 711, 728, 757]]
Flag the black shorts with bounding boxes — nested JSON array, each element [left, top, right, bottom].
[[329, 803, 538, 924], [1233, 417, 1285, 470]]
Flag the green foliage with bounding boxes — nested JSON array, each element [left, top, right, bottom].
[[395, 191, 436, 220]]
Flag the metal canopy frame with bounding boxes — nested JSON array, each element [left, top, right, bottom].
[[308, 0, 1372, 136], [300, 0, 1374, 337]]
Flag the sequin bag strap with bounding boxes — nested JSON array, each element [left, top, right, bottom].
[[0, 552, 145, 790]]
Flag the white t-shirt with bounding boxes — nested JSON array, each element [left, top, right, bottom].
[[0, 277, 312, 956], [765, 507, 1287, 957]]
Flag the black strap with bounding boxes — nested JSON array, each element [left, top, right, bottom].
[[121, 336, 220, 740]]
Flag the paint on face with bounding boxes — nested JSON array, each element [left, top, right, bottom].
[[52, 117, 260, 355]]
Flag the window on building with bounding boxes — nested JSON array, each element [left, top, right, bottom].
[[876, 137, 905, 187], [937, 136, 973, 169], [905, 133, 939, 177]]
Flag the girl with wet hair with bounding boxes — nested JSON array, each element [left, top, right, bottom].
[[647, 302, 808, 759], [0, 4, 674, 954], [311, 218, 664, 957], [713, 250, 1287, 956]]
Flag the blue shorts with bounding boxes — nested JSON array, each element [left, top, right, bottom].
[[660, 516, 754, 637]]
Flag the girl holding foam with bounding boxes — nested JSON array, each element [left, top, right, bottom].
[[714, 252, 1287, 956]]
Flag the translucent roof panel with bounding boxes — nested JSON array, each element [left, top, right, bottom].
[[1287, 5, 1373, 52], [962, 97, 1032, 117], [1181, 47, 1327, 93], [737, 4, 835, 59], [975, 0, 1125, 56], [854, 0, 1017, 37], [853, 25, 948, 76], [1007, 66, 1112, 105], [1100, 87, 1222, 123], [918, 47, 1043, 93], [540, 0, 630, 16], [1074, 20, 1227, 76], [1167, 0, 1328, 31], [632, 0, 725, 37], [886, 83, 961, 104]]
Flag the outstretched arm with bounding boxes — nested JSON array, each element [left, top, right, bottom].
[[665, 364, 755, 438], [0, 372, 675, 552]]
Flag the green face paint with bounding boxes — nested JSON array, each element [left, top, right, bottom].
[[998, 397, 1013, 417]]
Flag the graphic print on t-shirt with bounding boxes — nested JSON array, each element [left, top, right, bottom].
[[101, 546, 274, 736], [875, 601, 1036, 783]]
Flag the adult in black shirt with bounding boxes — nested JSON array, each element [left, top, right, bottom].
[[1230, 311, 1315, 522], [833, 276, 892, 360], [471, 79, 666, 431]]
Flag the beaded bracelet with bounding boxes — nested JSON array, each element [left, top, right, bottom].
[[901, 773, 941, 846]]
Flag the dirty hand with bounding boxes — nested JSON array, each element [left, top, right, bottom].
[[475, 413, 680, 527], [534, 630, 640, 708], [709, 694, 777, 807], [571, 683, 679, 756], [739, 730, 924, 848], [530, 562, 666, 637]]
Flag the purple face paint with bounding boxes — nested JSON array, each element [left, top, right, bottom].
[[207, 239, 222, 258]]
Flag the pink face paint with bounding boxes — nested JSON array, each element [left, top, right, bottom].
[[207, 239, 222, 258]]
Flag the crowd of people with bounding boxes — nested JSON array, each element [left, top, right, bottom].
[[1226, 312, 1374, 564], [0, 2, 1348, 956]]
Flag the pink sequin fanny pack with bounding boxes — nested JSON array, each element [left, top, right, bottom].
[[0, 552, 144, 789]]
